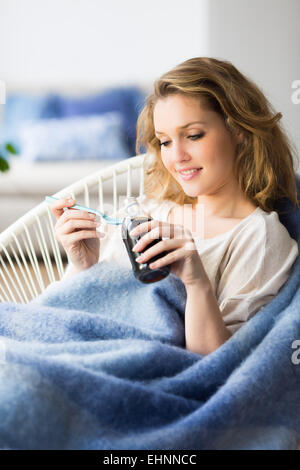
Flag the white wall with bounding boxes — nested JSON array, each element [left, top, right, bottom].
[[207, 0, 300, 165], [0, 0, 298, 159], [0, 0, 209, 90]]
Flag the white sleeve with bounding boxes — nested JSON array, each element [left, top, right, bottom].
[[217, 217, 299, 334]]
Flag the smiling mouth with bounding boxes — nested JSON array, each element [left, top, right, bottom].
[[178, 168, 202, 180], [178, 167, 202, 174]]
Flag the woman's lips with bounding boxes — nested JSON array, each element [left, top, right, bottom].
[[178, 168, 202, 181]]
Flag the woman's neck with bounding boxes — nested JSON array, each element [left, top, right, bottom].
[[196, 184, 256, 219]]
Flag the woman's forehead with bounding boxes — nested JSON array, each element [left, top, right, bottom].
[[153, 96, 213, 133]]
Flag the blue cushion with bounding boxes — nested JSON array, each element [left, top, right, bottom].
[[1, 87, 146, 156], [19, 112, 131, 162], [57, 86, 146, 155], [1, 93, 61, 150]]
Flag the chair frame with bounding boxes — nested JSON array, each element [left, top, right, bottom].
[[0, 154, 146, 303]]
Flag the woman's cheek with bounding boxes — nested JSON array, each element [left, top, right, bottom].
[[161, 154, 171, 172]]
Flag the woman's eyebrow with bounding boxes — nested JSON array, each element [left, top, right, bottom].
[[155, 121, 206, 135]]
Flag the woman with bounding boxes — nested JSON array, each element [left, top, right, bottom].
[[50, 57, 299, 356]]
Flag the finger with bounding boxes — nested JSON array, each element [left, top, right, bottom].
[[56, 209, 97, 231], [59, 218, 101, 235], [50, 196, 76, 219], [61, 229, 103, 247], [135, 238, 179, 264], [132, 224, 187, 253], [129, 219, 161, 237], [130, 220, 177, 240], [147, 246, 189, 270], [57, 208, 97, 225], [140, 231, 195, 260]]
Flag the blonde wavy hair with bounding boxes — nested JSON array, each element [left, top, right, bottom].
[[136, 57, 300, 213]]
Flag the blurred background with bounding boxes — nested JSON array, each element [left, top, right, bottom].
[[0, 0, 299, 232]]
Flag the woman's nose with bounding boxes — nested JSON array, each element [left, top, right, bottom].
[[170, 141, 191, 163]]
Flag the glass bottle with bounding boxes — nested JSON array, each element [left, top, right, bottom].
[[121, 197, 170, 283]]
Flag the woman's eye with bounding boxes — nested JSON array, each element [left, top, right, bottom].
[[158, 133, 204, 147], [159, 141, 170, 147], [188, 133, 205, 140]]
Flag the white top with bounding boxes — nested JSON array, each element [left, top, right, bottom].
[[96, 194, 299, 334]]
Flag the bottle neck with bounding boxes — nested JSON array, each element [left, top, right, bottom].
[[123, 197, 141, 217]]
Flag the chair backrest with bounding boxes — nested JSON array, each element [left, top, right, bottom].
[[0, 154, 145, 303]]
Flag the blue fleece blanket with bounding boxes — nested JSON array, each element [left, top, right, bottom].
[[0, 257, 299, 450], [0, 188, 300, 450]]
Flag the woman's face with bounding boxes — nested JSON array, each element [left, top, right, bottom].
[[153, 94, 241, 199]]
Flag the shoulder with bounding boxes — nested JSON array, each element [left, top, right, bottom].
[[232, 207, 296, 246], [259, 210, 299, 272], [250, 208, 298, 255], [227, 207, 298, 269]]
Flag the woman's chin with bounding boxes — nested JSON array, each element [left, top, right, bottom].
[[181, 185, 202, 198], [175, 176, 204, 198]]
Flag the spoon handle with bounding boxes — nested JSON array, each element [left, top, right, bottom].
[[45, 196, 123, 225]]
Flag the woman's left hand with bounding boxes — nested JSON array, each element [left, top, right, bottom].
[[129, 219, 209, 287]]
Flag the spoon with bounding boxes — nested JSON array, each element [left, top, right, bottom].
[[45, 196, 123, 225]]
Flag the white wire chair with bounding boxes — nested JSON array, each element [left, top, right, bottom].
[[0, 154, 146, 303]]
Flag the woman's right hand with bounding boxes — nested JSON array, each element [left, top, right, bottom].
[[50, 196, 105, 271]]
